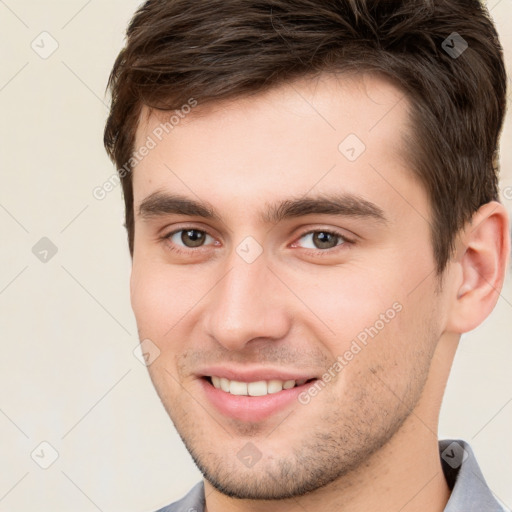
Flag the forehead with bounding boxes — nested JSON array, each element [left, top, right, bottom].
[[131, 72, 427, 224], [135, 72, 409, 151]]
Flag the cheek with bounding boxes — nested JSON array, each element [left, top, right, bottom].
[[298, 261, 437, 380], [345, 291, 438, 385], [130, 260, 198, 341], [287, 265, 402, 349]]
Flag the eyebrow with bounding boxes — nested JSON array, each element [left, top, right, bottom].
[[138, 191, 388, 225]]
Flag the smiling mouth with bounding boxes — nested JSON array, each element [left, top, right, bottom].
[[203, 376, 317, 397]]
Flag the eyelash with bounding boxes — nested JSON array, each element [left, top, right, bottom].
[[160, 227, 354, 257]]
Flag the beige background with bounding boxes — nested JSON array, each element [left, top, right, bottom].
[[0, 1, 511, 511]]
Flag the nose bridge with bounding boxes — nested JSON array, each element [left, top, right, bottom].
[[204, 247, 290, 351]]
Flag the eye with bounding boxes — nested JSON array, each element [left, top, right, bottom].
[[167, 229, 215, 249], [294, 230, 349, 251], [161, 227, 352, 257]]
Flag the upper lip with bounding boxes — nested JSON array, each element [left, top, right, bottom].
[[197, 366, 318, 382]]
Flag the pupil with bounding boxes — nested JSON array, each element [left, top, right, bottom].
[[314, 232, 336, 249], [183, 229, 205, 247]]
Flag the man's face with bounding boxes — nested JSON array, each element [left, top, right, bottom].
[[130, 74, 451, 499]]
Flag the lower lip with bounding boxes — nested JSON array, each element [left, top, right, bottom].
[[199, 378, 316, 423]]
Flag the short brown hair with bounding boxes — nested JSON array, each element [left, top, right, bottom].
[[104, 0, 507, 272]]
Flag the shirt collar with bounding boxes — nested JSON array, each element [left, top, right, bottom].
[[440, 439, 507, 511]]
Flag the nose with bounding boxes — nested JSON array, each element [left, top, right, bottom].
[[202, 248, 291, 352]]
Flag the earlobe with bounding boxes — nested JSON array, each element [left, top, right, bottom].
[[446, 201, 510, 334]]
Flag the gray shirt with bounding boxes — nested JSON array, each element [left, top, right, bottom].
[[155, 440, 508, 511]]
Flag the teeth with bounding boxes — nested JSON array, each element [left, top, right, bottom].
[[209, 377, 309, 396], [220, 377, 230, 392], [267, 380, 284, 394], [247, 381, 267, 396], [283, 380, 295, 390], [229, 381, 248, 396]]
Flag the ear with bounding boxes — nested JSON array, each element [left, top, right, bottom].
[[446, 201, 510, 334]]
